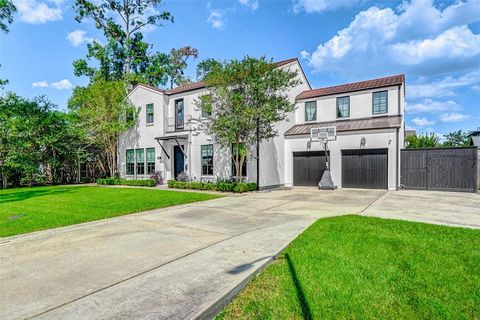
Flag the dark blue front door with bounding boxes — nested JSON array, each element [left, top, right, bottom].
[[174, 145, 185, 179]]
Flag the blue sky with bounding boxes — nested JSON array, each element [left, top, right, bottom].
[[1, 0, 479, 137]]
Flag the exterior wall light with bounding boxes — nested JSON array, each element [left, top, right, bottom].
[[360, 137, 366, 149]]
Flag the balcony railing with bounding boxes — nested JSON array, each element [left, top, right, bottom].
[[165, 115, 192, 133]]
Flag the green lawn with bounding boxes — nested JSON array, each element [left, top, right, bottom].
[[0, 185, 221, 237], [218, 216, 480, 320]]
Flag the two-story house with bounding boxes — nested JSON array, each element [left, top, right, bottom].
[[118, 58, 405, 190]]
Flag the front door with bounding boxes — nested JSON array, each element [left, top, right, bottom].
[[173, 145, 185, 179]]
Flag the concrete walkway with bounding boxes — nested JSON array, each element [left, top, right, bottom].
[[0, 188, 384, 320], [2, 187, 478, 319]]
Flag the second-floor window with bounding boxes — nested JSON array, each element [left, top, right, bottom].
[[305, 101, 317, 122], [146, 104, 154, 124], [373, 91, 388, 115], [336, 96, 350, 118], [201, 145, 214, 175], [175, 99, 184, 130]]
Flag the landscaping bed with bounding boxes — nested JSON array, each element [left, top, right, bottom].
[[96, 178, 156, 187], [168, 180, 257, 193], [218, 215, 480, 319], [0, 185, 221, 237]]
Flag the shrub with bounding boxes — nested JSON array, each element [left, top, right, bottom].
[[96, 178, 155, 187], [167, 179, 256, 193], [150, 171, 163, 185]]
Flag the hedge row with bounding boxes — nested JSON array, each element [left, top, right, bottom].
[[96, 178, 156, 187], [167, 180, 257, 193]]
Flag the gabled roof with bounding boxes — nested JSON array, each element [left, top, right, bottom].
[[285, 115, 403, 136], [296, 74, 405, 100], [130, 57, 303, 96]]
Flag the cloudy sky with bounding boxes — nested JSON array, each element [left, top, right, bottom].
[[1, 0, 479, 136]]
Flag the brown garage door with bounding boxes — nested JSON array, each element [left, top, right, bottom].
[[293, 151, 327, 186], [342, 149, 388, 189]]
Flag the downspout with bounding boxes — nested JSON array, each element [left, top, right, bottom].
[[396, 84, 402, 190]]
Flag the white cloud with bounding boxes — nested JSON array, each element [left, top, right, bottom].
[[32, 81, 49, 88], [440, 112, 468, 122], [207, 9, 225, 30], [239, 0, 259, 10], [408, 69, 480, 99], [293, 0, 361, 14], [51, 79, 73, 90], [13, 0, 63, 24], [412, 117, 435, 126], [66, 30, 93, 47], [406, 99, 460, 114], [301, 0, 480, 78]]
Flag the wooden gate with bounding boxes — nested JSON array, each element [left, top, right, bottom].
[[401, 147, 477, 192]]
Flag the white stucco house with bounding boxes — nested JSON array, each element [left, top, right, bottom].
[[118, 58, 405, 190]]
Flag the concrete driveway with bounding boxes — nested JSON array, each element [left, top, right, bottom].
[[362, 189, 480, 228], [1, 187, 478, 319]]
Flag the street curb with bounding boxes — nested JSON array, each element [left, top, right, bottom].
[[190, 222, 312, 320]]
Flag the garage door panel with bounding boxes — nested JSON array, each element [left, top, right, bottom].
[[342, 149, 388, 189], [293, 151, 327, 187]]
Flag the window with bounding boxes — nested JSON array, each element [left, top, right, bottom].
[[305, 101, 317, 122], [146, 104, 154, 124], [126, 149, 135, 175], [136, 148, 145, 175], [231, 143, 247, 177], [336, 96, 350, 118], [373, 91, 388, 114], [201, 145, 214, 175], [146, 148, 155, 174], [175, 99, 184, 130]]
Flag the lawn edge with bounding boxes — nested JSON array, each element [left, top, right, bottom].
[[0, 195, 225, 241], [190, 220, 315, 320]]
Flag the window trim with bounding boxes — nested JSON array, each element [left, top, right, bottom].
[[304, 101, 317, 122], [201, 144, 214, 176], [372, 90, 388, 115], [146, 103, 154, 125], [146, 147, 155, 174], [335, 96, 350, 119]]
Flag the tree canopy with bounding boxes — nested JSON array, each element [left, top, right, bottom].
[[196, 56, 299, 181], [442, 130, 471, 147]]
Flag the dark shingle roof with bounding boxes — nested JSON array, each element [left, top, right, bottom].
[[296, 74, 405, 100], [285, 115, 403, 136]]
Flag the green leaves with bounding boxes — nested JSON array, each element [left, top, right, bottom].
[[197, 56, 300, 181], [405, 133, 439, 148]]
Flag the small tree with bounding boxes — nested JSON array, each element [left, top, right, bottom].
[[405, 133, 439, 148], [196, 56, 299, 182], [443, 130, 471, 147], [68, 80, 137, 177]]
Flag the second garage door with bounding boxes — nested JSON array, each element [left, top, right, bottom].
[[293, 151, 327, 186], [342, 149, 388, 189]]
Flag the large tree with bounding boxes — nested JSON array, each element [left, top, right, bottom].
[[0, 94, 88, 188], [166, 46, 198, 89], [74, 0, 173, 76], [443, 130, 471, 147], [405, 133, 439, 149], [196, 56, 299, 183], [68, 80, 137, 177], [0, 0, 16, 87]]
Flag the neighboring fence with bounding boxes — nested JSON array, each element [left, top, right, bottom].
[[401, 147, 478, 193]]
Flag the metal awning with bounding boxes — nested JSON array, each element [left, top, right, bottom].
[[154, 136, 187, 159]]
